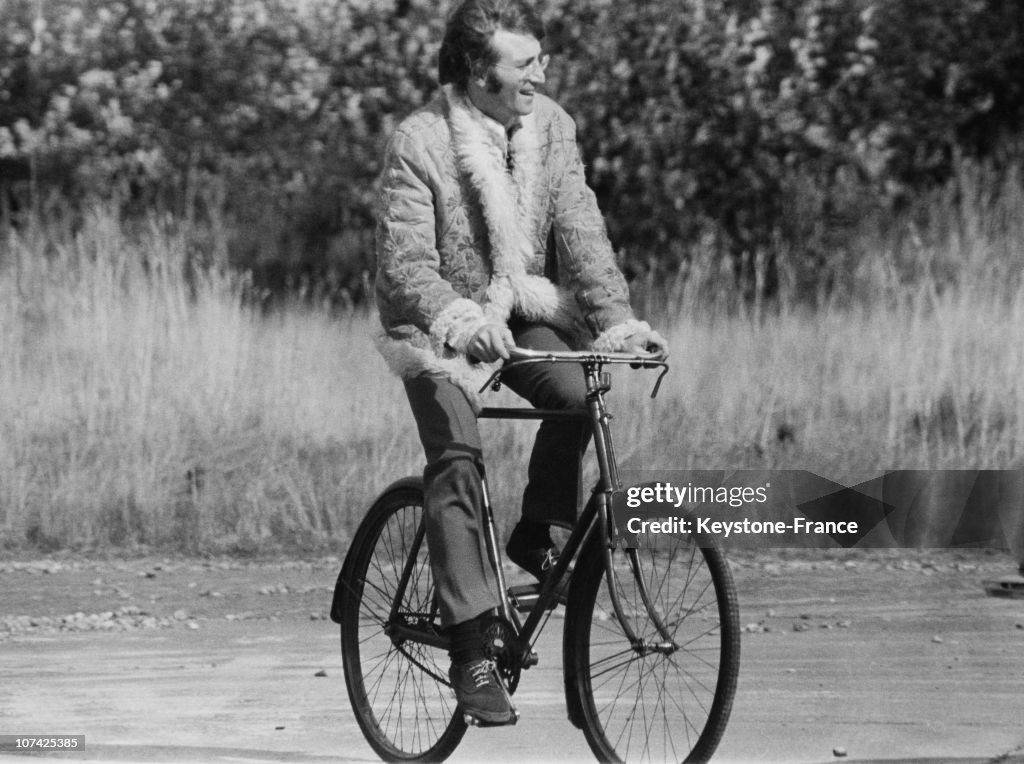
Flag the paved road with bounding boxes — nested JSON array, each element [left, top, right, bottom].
[[1, 552, 1022, 763]]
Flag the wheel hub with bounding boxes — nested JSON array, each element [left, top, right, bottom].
[[634, 639, 678, 656]]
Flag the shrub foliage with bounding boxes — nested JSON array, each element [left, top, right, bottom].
[[2, 0, 1023, 299]]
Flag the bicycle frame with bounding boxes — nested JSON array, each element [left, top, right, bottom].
[[338, 347, 742, 762], [367, 349, 673, 667], [474, 349, 674, 664]]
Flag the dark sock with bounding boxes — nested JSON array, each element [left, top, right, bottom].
[[449, 616, 486, 665]]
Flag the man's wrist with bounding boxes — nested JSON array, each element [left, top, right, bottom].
[[592, 319, 653, 353], [432, 298, 487, 354]]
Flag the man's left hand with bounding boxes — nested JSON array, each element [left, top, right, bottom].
[[623, 328, 669, 360]]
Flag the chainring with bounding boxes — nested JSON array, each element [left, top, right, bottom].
[[480, 614, 522, 694]]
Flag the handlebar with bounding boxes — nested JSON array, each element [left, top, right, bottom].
[[505, 347, 667, 365], [479, 346, 670, 398]]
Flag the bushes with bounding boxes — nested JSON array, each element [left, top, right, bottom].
[[0, 0, 447, 303], [549, 0, 1024, 295], [2, 0, 1023, 301]]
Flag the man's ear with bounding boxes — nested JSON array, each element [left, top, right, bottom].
[[466, 54, 490, 87], [470, 65, 489, 88]]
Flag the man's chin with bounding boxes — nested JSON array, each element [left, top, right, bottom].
[[516, 95, 536, 114]]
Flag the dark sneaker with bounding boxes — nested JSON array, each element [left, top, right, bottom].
[[505, 526, 570, 604], [449, 658, 517, 726]]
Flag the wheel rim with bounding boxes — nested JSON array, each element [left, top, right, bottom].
[[345, 498, 464, 759]]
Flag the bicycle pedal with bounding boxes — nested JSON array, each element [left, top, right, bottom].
[[463, 708, 520, 727], [508, 583, 541, 612], [508, 582, 564, 612]]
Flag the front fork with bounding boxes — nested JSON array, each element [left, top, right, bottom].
[[586, 367, 677, 651]]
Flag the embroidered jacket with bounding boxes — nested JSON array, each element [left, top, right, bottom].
[[375, 85, 650, 403]]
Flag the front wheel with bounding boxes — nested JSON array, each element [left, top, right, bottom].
[[338, 478, 467, 761], [564, 527, 740, 763]]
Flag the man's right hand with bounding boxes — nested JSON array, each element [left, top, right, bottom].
[[467, 324, 514, 363]]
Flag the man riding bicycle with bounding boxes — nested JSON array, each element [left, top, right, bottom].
[[374, 0, 666, 725]]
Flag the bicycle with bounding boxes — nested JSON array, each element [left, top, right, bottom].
[[330, 347, 740, 763]]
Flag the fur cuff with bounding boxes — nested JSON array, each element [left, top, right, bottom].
[[592, 319, 653, 352], [430, 298, 487, 354], [375, 331, 494, 413]]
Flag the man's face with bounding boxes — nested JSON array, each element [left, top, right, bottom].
[[468, 29, 547, 126]]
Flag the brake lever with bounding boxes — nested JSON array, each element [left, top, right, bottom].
[[478, 355, 544, 393], [650, 363, 669, 398]]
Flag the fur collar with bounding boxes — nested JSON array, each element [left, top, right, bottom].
[[443, 85, 575, 329]]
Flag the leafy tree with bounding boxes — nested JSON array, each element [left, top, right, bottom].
[[2, 0, 1022, 301]]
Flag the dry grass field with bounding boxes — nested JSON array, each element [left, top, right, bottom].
[[2, 178, 1022, 552]]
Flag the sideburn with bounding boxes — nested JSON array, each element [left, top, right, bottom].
[[484, 71, 503, 94]]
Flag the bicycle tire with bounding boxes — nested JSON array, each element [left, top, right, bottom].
[[564, 526, 740, 763], [339, 479, 467, 762]]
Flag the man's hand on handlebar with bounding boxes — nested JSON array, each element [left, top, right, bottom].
[[467, 322, 668, 365], [622, 327, 670, 361], [467, 323, 514, 363], [479, 340, 671, 396]]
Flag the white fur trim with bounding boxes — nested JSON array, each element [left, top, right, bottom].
[[444, 86, 571, 329], [430, 297, 487, 354], [375, 332, 496, 412], [482, 276, 516, 324], [592, 319, 653, 352]]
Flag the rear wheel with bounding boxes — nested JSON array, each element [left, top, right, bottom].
[[565, 528, 740, 762], [339, 479, 467, 761]]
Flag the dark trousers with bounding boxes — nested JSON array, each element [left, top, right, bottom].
[[403, 322, 589, 628]]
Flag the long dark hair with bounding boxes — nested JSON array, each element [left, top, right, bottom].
[[438, 0, 545, 89]]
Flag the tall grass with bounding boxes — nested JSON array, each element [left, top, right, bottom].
[[2, 167, 1023, 552], [0, 212, 415, 551], [621, 161, 1024, 482]]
